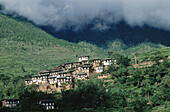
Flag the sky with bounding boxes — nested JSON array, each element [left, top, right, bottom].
[[1, 0, 170, 31]]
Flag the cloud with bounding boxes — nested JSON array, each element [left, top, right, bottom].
[[1, 0, 170, 31]]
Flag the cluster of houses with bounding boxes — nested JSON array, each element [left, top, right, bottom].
[[24, 56, 113, 93], [1, 56, 114, 110], [25, 56, 113, 92]]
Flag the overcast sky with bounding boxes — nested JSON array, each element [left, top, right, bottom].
[[1, 0, 170, 31]]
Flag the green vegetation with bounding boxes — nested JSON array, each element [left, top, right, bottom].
[[0, 13, 170, 112], [0, 14, 107, 101], [106, 54, 170, 111], [107, 40, 165, 56], [129, 47, 170, 63]]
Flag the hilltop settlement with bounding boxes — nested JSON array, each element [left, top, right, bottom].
[[1, 55, 117, 110], [24, 56, 115, 93], [1, 54, 170, 111]]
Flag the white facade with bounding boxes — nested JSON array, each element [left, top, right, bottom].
[[78, 56, 89, 62], [96, 66, 103, 73], [113, 59, 117, 65], [103, 59, 112, 65], [3, 99, 19, 108], [39, 101, 55, 110]]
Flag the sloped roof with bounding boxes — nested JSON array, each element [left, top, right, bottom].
[[77, 72, 87, 75]]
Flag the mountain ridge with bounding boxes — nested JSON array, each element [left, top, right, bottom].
[[41, 21, 170, 48]]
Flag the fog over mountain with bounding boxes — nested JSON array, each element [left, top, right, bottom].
[[1, 0, 170, 32]]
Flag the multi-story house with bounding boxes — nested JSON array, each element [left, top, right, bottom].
[[102, 58, 112, 70], [39, 100, 55, 110], [76, 72, 88, 80], [2, 98, 19, 108], [78, 56, 89, 62], [95, 66, 103, 73], [91, 59, 101, 66]]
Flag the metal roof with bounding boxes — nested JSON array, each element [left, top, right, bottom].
[[58, 70, 72, 74], [77, 72, 87, 75], [57, 77, 66, 79]]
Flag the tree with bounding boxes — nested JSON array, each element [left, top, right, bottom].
[[108, 52, 130, 66], [61, 79, 111, 110], [19, 89, 54, 111]]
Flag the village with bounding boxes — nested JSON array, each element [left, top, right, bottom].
[[2, 55, 169, 110], [1, 56, 115, 110], [24, 56, 114, 92]]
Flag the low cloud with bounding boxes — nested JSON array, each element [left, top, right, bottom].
[[1, 0, 170, 31]]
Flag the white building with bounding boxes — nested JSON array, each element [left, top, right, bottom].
[[2, 98, 19, 108], [39, 100, 55, 110], [78, 56, 89, 62], [102, 58, 112, 66], [96, 66, 103, 73], [76, 72, 88, 80]]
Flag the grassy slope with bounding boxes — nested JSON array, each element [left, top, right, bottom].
[[0, 13, 169, 78], [0, 14, 107, 77], [129, 47, 170, 64], [107, 40, 166, 56]]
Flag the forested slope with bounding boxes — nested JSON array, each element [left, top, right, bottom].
[[0, 13, 170, 111], [0, 14, 106, 100]]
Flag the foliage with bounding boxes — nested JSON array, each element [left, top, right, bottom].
[[0, 13, 170, 112], [0, 13, 106, 100], [60, 79, 110, 110], [107, 59, 170, 111], [19, 89, 54, 111], [129, 47, 170, 63]]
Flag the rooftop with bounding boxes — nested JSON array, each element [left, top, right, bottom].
[[57, 77, 66, 79], [78, 55, 90, 58], [32, 75, 40, 77], [48, 76, 57, 78], [73, 62, 82, 64], [58, 70, 73, 74], [65, 75, 72, 77], [64, 62, 73, 65], [3, 98, 19, 101], [50, 69, 62, 72], [38, 70, 50, 74], [77, 72, 87, 75], [103, 58, 111, 61], [81, 60, 89, 62], [39, 100, 55, 102]]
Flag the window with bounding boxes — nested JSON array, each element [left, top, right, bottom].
[[49, 106, 51, 109]]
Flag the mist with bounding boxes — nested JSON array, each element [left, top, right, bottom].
[[1, 0, 170, 31]]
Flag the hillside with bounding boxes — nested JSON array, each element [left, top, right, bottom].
[[0, 13, 107, 91], [1, 13, 166, 79], [106, 40, 165, 55], [129, 47, 170, 64], [0, 13, 170, 111], [42, 21, 170, 47]]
